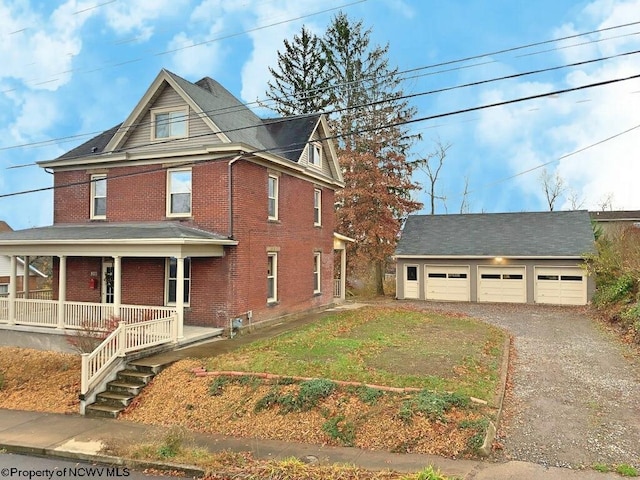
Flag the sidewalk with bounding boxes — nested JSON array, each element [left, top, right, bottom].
[[0, 409, 622, 479], [0, 303, 625, 479]]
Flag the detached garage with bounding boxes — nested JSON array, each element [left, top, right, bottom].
[[394, 210, 596, 305]]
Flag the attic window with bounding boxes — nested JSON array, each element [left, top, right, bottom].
[[152, 107, 188, 140], [309, 142, 322, 167]]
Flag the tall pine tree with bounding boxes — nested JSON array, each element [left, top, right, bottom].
[[263, 26, 331, 116], [264, 13, 423, 295]]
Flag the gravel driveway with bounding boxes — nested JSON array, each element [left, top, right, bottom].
[[400, 301, 640, 469]]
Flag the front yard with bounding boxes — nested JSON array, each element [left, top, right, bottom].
[[122, 306, 508, 457]]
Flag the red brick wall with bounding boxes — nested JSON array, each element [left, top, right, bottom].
[[52, 157, 337, 327]]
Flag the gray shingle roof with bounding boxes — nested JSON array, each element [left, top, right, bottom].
[[589, 210, 640, 221], [395, 210, 595, 257], [0, 222, 233, 243], [55, 71, 320, 163]]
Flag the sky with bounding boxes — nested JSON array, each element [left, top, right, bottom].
[[1, 0, 640, 230]]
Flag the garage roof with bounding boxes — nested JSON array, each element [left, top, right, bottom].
[[395, 210, 596, 258]]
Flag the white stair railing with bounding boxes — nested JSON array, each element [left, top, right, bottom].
[[80, 314, 177, 396]]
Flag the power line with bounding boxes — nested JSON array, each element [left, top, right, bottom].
[[2, 0, 367, 93], [1, 70, 639, 200], [4, 45, 640, 167]]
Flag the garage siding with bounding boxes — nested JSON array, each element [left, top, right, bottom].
[[395, 258, 593, 304]]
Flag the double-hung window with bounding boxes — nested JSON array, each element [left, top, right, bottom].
[[313, 189, 322, 226], [268, 175, 278, 220], [313, 252, 321, 293], [153, 108, 187, 140], [166, 257, 191, 305], [167, 168, 192, 216], [267, 253, 277, 303], [90, 174, 107, 219], [309, 142, 322, 167]]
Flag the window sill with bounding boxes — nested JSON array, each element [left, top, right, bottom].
[[268, 218, 281, 224], [267, 300, 279, 307], [313, 291, 322, 297]]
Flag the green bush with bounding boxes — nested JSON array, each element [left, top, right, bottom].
[[208, 376, 230, 396], [322, 415, 356, 446], [592, 273, 636, 307], [254, 379, 337, 414], [355, 385, 384, 405], [459, 418, 489, 453], [398, 390, 470, 424]]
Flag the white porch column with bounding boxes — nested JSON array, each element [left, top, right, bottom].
[[57, 255, 67, 329], [340, 248, 347, 301], [23, 256, 30, 298], [175, 256, 185, 339], [113, 256, 122, 319], [8, 255, 17, 324]]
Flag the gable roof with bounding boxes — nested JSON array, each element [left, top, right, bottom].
[[395, 210, 595, 258]]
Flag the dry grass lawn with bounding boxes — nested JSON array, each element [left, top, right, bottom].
[[0, 347, 80, 413]]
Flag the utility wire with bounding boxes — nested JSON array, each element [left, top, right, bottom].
[[4, 45, 640, 165], [1, 70, 639, 200]]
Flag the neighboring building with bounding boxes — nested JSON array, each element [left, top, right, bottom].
[[394, 210, 596, 306], [0, 222, 48, 295], [0, 69, 347, 334], [589, 210, 640, 236]]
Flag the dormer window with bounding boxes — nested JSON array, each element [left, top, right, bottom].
[[152, 107, 188, 140], [309, 142, 322, 167]]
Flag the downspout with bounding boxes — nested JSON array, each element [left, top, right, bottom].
[[227, 154, 244, 239]]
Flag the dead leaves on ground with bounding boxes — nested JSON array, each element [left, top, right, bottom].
[[0, 347, 80, 413]]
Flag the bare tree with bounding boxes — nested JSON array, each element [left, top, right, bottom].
[[421, 139, 451, 215], [460, 176, 470, 214], [567, 189, 585, 210], [598, 193, 615, 211], [539, 168, 565, 211]]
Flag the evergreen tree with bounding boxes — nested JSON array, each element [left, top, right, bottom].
[[323, 12, 422, 295], [264, 26, 331, 116]]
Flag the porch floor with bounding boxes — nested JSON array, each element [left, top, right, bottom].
[[179, 325, 225, 347]]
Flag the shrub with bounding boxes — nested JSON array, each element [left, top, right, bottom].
[[459, 418, 489, 453], [399, 390, 470, 424], [355, 385, 384, 405], [65, 315, 120, 353], [254, 379, 336, 414], [208, 376, 230, 396], [322, 415, 356, 446], [616, 464, 638, 477], [592, 273, 636, 307]]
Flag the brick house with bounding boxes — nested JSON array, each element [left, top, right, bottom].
[[0, 69, 348, 338]]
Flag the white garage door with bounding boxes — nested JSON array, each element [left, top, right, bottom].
[[478, 266, 526, 303], [535, 267, 587, 305], [425, 266, 470, 301]]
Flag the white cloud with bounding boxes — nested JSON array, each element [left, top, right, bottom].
[[0, 1, 92, 91], [472, 0, 640, 211], [102, 0, 189, 41], [6, 92, 60, 145]]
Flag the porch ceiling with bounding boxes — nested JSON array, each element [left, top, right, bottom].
[[0, 222, 238, 257]]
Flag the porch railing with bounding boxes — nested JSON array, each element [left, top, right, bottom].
[[80, 314, 178, 395], [0, 298, 176, 331], [0, 289, 53, 300]]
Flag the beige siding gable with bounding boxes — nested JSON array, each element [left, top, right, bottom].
[[120, 84, 224, 153], [300, 125, 332, 176]]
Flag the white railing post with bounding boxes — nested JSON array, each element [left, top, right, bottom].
[[117, 321, 126, 356], [23, 256, 30, 299], [176, 257, 185, 339], [171, 313, 178, 342], [57, 256, 67, 329], [80, 353, 89, 394], [8, 256, 16, 325], [113, 256, 122, 319]]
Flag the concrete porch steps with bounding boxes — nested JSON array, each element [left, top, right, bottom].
[[84, 362, 170, 418]]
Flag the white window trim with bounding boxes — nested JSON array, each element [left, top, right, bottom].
[[267, 252, 278, 303], [165, 257, 191, 306], [268, 174, 279, 220], [166, 168, 192, 218], [313, 252, 322, 294], [309, 142, 322, 167], [313, 188, 322, 226], [90, 174, 107, 220], [151, 106, 189, 141]]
